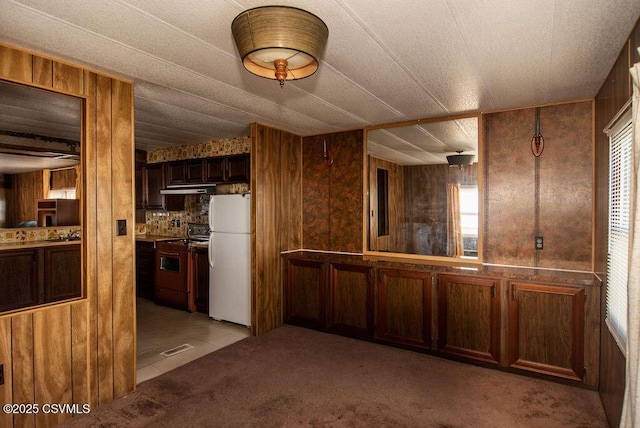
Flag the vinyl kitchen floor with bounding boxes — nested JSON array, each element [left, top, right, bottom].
[[136, 297, 250, 384]]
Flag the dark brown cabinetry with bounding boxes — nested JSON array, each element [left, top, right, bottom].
[[377, 268, 432, 348], [136, 162, 165, 222], [0, 244, 81, 313], [328, 263, 373, 337], [438, 274, 500, 364], [226, 154, 250, 183], [136, 241, 155, 299], [191, 246, 209, 314], [44, 245, 82, 302], [286, 259, 326, 329], [165, 161, 187, 186], [508, 281, 585, 381], [0, 248, 39, 312], [205, 157, 225, 182]]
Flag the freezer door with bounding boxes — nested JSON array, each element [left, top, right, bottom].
[[210, 194, 250, 233]]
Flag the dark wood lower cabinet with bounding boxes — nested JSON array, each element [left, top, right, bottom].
[[44, 245, 81, 302], [283, 256, 596, 386], [192, 246, 209, 314], [438, 274, 500, 364], [0, 244, 81, 313], [0, 248, 40, 312], [327, 263, 373, 337], [285, 259, 325, 329], [135, 241, 155, 299], [508, 281, 585, 381], [377, 269, 432, 348]]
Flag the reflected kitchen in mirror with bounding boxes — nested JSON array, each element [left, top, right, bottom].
[[365, 114, 482, 263], [0, 79, 82, 229]]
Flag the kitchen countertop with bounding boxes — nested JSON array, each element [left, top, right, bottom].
[[135, 234, 179, 243], [0, 239, 81, 250]]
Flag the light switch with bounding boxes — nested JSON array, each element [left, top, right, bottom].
[[117, 219, 127, 236]]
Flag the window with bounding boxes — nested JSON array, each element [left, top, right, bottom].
[[459, 185, 478, 257], [606, 108, 632, 352], [48, 188, 76, 199]]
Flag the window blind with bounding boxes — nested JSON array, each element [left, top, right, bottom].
[[606, 112, 632, 352]]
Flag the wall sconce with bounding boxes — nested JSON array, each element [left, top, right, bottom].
[[531, 107, 544, 157], [231, 6, 329, 87], [322, 140, 333, 167]]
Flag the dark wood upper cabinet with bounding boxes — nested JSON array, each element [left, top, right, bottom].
[[226, 153, 250, 183], [165, 161, 187, 185], [205, 157, 226, 183], [146, 164, 165, 210], [185, 159, 205, 183]]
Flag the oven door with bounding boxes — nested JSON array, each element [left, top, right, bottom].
[[155, 249, 188, 292]]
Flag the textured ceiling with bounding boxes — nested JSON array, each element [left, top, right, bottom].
[[1, 0, 639, 157]]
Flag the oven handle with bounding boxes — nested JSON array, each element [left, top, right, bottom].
[[158, 250, 181, 257]]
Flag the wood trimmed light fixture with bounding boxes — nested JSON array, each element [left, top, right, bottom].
[[231, 6, 328, 87]]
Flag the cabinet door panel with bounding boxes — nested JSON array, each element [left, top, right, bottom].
[[226, 154, 250, 183], [165, 161, 186, 185], [145, 164, 164, 209], [286, 259, 325, 329], [508, 282, 584, 380], [0, 249, 39, 311], [377, 269, 431, 348], [186, 159, 205, 183], [192, 247, 209, 314], [328, 263, 373, 337], [44, 245, 81, 303], [438, 274, 500, 364], [205, 157, 225, 182]]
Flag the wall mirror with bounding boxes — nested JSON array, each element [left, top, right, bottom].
[[364, 113, 482, 264], [0, 79, 82, 229]]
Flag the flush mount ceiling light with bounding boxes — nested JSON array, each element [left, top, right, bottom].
[[231, 6, 328, 87], [447, 151, 475, 167]]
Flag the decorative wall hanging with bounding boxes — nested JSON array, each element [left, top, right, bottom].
[[531, 107, 544, 157]]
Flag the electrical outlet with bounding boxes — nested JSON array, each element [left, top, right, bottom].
[[535, 236, 544, 250], [0, 363, 4, 385], [116, 219, 127, 236]]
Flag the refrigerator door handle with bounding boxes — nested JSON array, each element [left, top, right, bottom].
[[208, 233, 215, 267]]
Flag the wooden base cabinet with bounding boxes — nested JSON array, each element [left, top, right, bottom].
[[377, 269, 432, 349], [508, 281, 585, 381], [328, 263, 374, 337], [191, 246, 210, 314], [285, 259, 326, 329], [437, 274, 500, 364]]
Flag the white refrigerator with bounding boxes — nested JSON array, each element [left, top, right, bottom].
[[208, 193, 251, 327]]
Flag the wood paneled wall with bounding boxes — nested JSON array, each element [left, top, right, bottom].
[[594, 16, 640, 428], [484, 101, 593, 271], [251, 123, 302, 336], [0, 43, 135, 426], [7, 170, 46, 226], [302, 130, 364, 253]]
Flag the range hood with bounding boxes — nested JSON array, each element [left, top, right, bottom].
[[160, 183, 216, 195]]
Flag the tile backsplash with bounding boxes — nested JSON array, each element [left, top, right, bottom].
[[0, 227, 82, 243], [144, 195, 208, 237]]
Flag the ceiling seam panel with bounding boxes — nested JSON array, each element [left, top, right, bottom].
[[333, 0, 450, 117], [441, 0, 496, 110], [5, 0, 339, 132]]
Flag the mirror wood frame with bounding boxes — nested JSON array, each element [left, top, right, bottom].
[[0, 77, 84, 233], [362, 112, 484, 267]]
